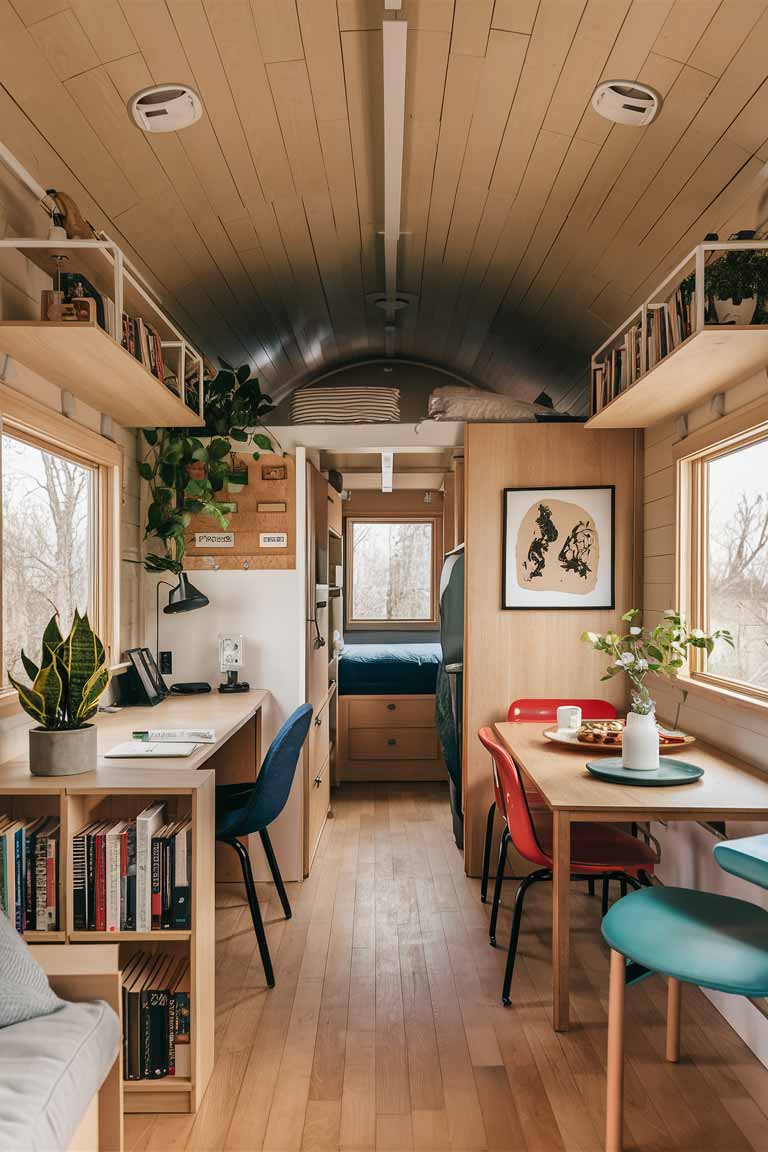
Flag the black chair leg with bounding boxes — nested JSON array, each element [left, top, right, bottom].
[[259, 828, 292, 920], [502, 869, 550, 1006], [226, 837, 275, 988], [587, 878, 595, 896], [488, 827, 509, 947], [480, 801, 496, 903], [601, 877, 610, 917], [620, 878, 627, 898]]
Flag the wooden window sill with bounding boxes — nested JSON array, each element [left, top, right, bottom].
[[673, 674, 768, 721]]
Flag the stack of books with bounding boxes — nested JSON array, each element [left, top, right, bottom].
[[122, 952, 190, 1080], [73, 802, 192, 933], [121, 314, 166, 385], [0, 815, 60, 933]]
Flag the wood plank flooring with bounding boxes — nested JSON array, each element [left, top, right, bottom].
[[125, 782, 768, 1151]]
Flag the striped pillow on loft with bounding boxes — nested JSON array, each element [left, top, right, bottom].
[[290, 385, 400, 424]]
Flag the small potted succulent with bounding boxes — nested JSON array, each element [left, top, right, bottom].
[[581, 610, 733, 770], [8, 611, 110, 776]]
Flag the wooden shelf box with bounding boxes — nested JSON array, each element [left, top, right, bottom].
[[587, 241, 768, 429]]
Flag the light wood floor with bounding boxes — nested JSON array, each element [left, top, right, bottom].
[[126, 782, 768, 1152]]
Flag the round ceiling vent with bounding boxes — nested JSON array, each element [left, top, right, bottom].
[[591, 80, 661, 127], [129, 84, 203, 133]]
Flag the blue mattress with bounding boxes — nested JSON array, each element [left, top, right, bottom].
[[339, 643, 442, 696]]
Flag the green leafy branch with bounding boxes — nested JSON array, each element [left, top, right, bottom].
[[581, 609, 734, 714]]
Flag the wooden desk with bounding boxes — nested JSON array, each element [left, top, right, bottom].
[[493, 722, 768, 1032], [0, 690, 269, 1116]]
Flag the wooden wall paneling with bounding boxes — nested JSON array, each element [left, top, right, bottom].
[[491, 0, 540, 35], [9, 0, 66, 22], [462, 423, 637, 877], [250, 0, 303, 63], [0, 1, 137, 215], [489, 0, 588, 199], [68, 0, 138, 64], [453, 458, 464, 547], [443, 472, 456, 554], [341, 29, 384, 256], [651, 0, 720, 65], [452, 0, 494, 57], [688, 0, 767, 78], [185, 453, 297, 571], [273, 195, 339, 362], [27, 8, 99, 80]]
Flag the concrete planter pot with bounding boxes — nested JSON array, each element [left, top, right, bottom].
[[29, 724, 97, 777]]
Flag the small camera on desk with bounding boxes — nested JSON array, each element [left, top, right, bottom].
[[219, 633, 249, 693]]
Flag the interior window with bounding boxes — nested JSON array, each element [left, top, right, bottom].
[[692, 433, 768, 696], [347, 518, 436, 626], [2, 433, 95, 684]]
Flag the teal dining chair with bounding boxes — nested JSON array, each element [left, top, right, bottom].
[[602, 833, 768, 1152]]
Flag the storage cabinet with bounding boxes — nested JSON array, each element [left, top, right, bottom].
[[338, 694, 445, 782]]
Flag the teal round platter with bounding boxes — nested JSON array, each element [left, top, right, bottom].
[[586, 757, 704, 786]]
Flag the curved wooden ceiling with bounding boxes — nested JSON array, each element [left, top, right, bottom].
[[2, 0, 768, 416]]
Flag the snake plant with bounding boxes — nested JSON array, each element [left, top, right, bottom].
[[8, 611, 110, 729]]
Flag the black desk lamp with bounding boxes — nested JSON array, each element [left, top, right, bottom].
[[156, 573, 211, 695]]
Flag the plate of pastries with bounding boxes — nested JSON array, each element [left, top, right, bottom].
[[543, 719, 695, 752]]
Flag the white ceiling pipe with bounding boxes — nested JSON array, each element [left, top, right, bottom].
[[382, 20, 407, 323]]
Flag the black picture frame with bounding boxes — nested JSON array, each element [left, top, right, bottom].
[[501, 485, 615, 610]]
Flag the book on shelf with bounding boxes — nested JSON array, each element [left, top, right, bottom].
[[0, 814, 59, 932], [73, 804, 191, 933], [120, 315, 166, 384], [122, 952, 190, 1081]]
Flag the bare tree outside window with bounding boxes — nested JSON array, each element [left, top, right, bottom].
[[350, 520, 434, 623], [707, 437, 768, 691], [2, 435, 93, 683]]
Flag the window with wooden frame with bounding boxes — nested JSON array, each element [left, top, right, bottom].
[[345, 516, 440, 629], [0, 387, 121, 713], [677, 400, 768, 706]]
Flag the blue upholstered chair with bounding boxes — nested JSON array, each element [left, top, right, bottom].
[[216, 704, 313, 988], [602, 833, 768, 1152]]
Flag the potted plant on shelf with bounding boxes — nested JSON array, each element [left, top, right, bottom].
[[9, 611, 110, 776], [138, 361, 280, 573], [694, 248, 768, 325], [581, 609, 733, 771]]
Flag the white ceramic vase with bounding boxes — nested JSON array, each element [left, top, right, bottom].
[[621, 710, 659, 772]]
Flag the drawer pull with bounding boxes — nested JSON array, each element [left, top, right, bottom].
[[314, 773, 323, 786], [387, 738, 397, 746], [387, 703, 397, 711], [315, 715, 322, 726]]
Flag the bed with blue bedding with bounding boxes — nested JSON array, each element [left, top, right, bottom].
[[339, 643, 442, 696]]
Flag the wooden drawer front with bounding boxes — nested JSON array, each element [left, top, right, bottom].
[[348, 697, 435, 729], [309, 705, 329, 773], [327, 485, 342, 536], [308, 754, 330, 860], [350, 727, 437, 760]]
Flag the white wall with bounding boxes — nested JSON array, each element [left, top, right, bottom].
[[644, 365, 768, 1063]]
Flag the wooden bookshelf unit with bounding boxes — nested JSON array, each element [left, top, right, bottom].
[[0, 237, 205, 429], [0, 762, 215, 1115], [587, 241, 768, 429]]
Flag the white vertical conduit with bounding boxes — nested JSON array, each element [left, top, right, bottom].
[[382, 19, 407, 322]]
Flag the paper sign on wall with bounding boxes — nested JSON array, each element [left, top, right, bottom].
[[195, 532, 234, 548], [260, 532, 288, 548]]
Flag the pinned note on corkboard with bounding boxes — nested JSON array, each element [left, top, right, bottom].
[[184, 452, 296, 570]]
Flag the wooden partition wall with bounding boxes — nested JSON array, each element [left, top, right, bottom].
[[463, 423, 642, 876]]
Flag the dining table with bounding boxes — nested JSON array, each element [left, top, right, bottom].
[[492, 721, 768, 1032]]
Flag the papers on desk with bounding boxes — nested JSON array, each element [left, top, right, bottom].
[[105, 741, 199, 758], [131, 728, 216, 743]]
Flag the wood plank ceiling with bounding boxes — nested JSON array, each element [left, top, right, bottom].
[[2, 0, 768, 414]]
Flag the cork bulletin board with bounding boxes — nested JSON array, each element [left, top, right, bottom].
[[184, 452, 296, 570]]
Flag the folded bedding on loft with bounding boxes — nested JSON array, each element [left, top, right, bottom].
[[339, 643, 442, 695]]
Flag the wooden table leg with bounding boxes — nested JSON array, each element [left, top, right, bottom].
[[552, 810, 571, 1032]]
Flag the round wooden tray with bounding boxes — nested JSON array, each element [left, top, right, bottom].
[[543, 725, 696, 753]]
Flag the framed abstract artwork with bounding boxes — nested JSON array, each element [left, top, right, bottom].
[[502, 485, 615, 610]]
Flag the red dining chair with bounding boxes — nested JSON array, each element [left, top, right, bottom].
[[477, 726, 656, 1006], [480, 699, 618, 903]]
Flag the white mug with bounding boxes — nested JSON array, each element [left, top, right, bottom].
[[557, 705, 582, 731]]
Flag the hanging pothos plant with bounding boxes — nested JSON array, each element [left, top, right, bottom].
[[138, 361, 281, 574]]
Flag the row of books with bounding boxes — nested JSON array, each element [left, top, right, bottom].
[[46, 268, 191, 403], [73, 802, 191, 933], [123, 951, 190, 1080], [592, 285, 698, 412], [0, 815, 59, 933]]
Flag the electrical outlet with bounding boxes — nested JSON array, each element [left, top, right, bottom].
[[159, 650, 173, 675]]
